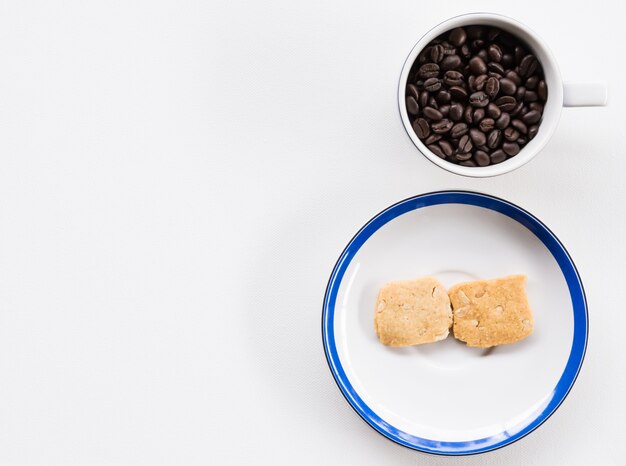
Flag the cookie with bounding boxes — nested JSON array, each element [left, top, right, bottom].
[[374, 277, 452, 347], [449, 275, 533, 348]]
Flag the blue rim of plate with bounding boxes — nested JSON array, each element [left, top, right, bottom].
[[321, 191, 588, 456]]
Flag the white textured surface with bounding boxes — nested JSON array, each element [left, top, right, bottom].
[[0, 1, 623, 464]]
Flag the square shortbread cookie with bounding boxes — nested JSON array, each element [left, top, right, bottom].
[[374, 277, 452, 347], [449, 275, 534, 348]]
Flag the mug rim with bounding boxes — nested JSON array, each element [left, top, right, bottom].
[[398, 12, 563, 177]]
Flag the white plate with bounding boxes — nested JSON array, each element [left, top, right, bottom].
[[322, 191, 587, 455]]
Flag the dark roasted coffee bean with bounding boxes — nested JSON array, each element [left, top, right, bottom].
[[499, 78, 517, 95], [449, 86, 468, 100], [428, 144, 446, 158], [460, 160, 477, 167], [515, 46, 526, 64], [469, 91, 489, 107], [537, 80, 547, 100], [463, 106, 473, 124], [406, 97, 419, 115], [501, 53, 514, 68], [473, 108, 485, 122], [518, 54, 538, 77], [515, 86, 526, 101], [456, 151, 473, 161], [510, 101, 524, 117], [424, 77, 442, 92], [522, 110, 541, 125], [474, 150, 490, 166], [408, 83, 420, 99], [525, 76, 539, 90], [450, 122, 469, 138], [418, 63, 440, 78], [504, 127, 520, 141], [517, 137, 528, 145], [488, 44, 503, 62], [487, 129, 502, 149], [458, 134, 473, 153], [486, 102, 501, 119], [479, 118, 495, 132], [441, 55, 462, 71], [431, 119, 453, 133], [430, 44, 445, 63], [473, 74, 488, 91], [460, 44, 470, 58], [529, 102, 544, 112], [477, 49, 488, 61], [439, 104, 450, 116], [528, 125, 539, 140], [439, 140, 454, 157], [488, 62, 505, 75], [490, 149, 506, 164], [449, 28, 467, 46], [469, 56, 488, 75], [469, 128, 487, 146], [449, 103, 464, 121], [485, 77, 500, 99], [424, 133, 442, 145], [511, 119, 528, 134], [477, 145, 489, 152], [505, 70, 522, 86], [419, 90, 429, 109], [524, 90, 538, 102], [503, 141, 520, 156], [495, 112, 510, 129], [443, 70, 464, 87], [428, 96, 438, 108], [423, 106, 443, 120], [471, 39, 485, 51], [496, 96, 516, 112], [436, 90, 451, 104], [413, 118, 430, 138], [467, 26, 485, 39]]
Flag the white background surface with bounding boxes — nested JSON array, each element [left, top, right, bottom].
[[0, 1, 623, 464]]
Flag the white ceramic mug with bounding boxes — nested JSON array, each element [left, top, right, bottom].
[[398, 13, 608, 177]]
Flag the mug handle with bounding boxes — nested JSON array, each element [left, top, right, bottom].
[[563, 82, 608, 107]]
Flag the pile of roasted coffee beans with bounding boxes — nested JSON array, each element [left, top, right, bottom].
[[406, 25, 547, 167]]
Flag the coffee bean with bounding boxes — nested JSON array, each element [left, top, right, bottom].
[[428, 144, 446, 158], [439, 104, 450, 116], [449, 122, 468, 138], [488, 62, 505, 75], [537, 80, 547, 100], [448, 28, 467, 46], [470, 128, 487, 146], [423, 77, 441, 92], [488, 44, 503, 62], [529, 102, 543, 112], [503, 141, 520, 156], [528, 125, 539, 140], [463, 106, 473, 124], [496, 95, 516, 112], [485, 77, 500, 99], [469, 91, 489, 107], [436, 90, 451, 104], [501, 53, 514, 68], [424, 133, 442, 145], [514, 46, 526, 64], [458, 135, 473, 153], [487, 129, 502, 149], [408, 84, 420, 100], [428, 96, 438, 108], [517, 137, 528, 145], [486, 102, 501, 119], [449, 103, 464, 121], [413, 118, 430, 138], [471, 39, 485, 51], [439, 140, 454, 157], [460, 160, 477, 167], [525, 75, 539, 90], [473, 108, 485, 122], [518, 54, 538, 77], [450, 86, 469, 101], [441, 55, 462, 71], [515, 86, 526, 101], [504, 127, 520, 141], [460, 44, 471, 58], [524, 90, 538, 102], [456, 151, 473, 161], [511, 119, 528, 135], [511, 101, 525, 117], [505, 70, 522, 86], [423, 106, 443, 120], [479, 118, 495, 132], [477, 49, 488, 61], [490, 149, 507, 164], [444, 70, 464, 87], [430, 44, 445, 63], [474, 150, 490, 166], [431, 119, 453, 133], [418, 63, 440, 78], [469, 56, 488, 75], [495, 112, 510, 129], [522, 110, 541, 125], [499, 78, 517, 95], [406, 97, 419, 115], [417, 92, 428, 110], [467, 26, 485, 39], [473, 74, 488, 91]]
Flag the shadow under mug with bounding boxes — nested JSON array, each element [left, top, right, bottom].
[[398, 13, 608, 177]]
